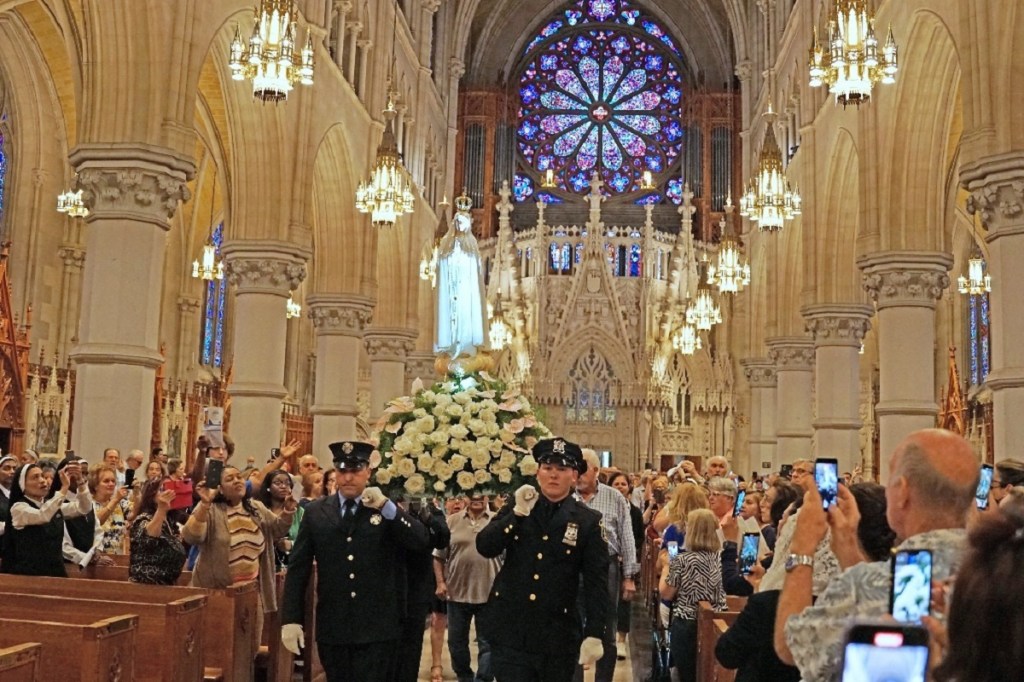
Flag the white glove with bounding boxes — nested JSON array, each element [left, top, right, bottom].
[[513, 484, 539, 517], [361, 486, 387, 510], [578, 636, 603, 666], [281, 623, 304, 655]]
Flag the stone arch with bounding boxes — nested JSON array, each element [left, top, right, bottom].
[[548, 327, 634, 403], [878, 9, 961, 251], [818, 128, 862, 302]]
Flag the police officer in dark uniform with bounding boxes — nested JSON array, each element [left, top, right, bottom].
[[280, 441, 430, 682], [476, 438, 609, 681]]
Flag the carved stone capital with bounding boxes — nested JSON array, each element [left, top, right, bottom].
[[766, 337, 814, 370], [449, 57, 466, 80], [961, 152, 1024, 235], [347, 21, 363, 34], [802, 304, 873, 347], [58, 246, 86, 270], [735, 60, 753, 83], [422, 0, 441, 12], [337, 0, 353, 14], [740, 358, 777, 388], [177, 296, 201, 314], [307, 294, 374, 337], [222, 240, 310, 295], [74, 166, 191, 227], [364, 328, 417, 362], [858, 251, 953, 310]]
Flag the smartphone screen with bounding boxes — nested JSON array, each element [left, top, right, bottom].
[[976, 464, 994, 509], [889, 549, 933, 623], [841, 623, 929, 682], [205, 459, 224, 489], [739, 532, 760, 575], [733, 489, 746, 517], [780, 464, 793, 479], [124, 467, 135, 488], [270, 447, 281, 460], [815, 458, 839, 509], [667, 540, 679, 559]]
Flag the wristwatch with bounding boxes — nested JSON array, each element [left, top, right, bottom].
[[784, 553, 814, 572]]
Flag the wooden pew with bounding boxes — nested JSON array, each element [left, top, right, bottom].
[[0, 591, 206, 682], [0, 613, 137, 682], [696, 598, 746, 682], [0, 574, 257, 682], [83, 562, 193, 586], [257, 572, 294, 682], [712, 620, 738, 682], [0, 642, 42, 682]]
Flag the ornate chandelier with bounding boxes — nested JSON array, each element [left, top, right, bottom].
[[286, 293, 301, 318], [686, 278, 722, 332], [958, 255, 991, 296], [488, 296, 514, 350], [672, 323, 702, 355], [808, 0, 898, 107], [355, 95, 415, 227], [229, 0, 315, 102], [56, 188, 88, 218], [192, 239, 225, 281], [739, 113, 801, 232], [708, 205, 750, 294]]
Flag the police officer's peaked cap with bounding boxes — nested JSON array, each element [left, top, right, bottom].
[[328, 441, 374, 470], [532, 438, 585, 473]]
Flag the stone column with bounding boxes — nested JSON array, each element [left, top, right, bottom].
[[56, 244, 86, 363], [345, 23, 361, 84], [223, 241, 308, 460], [741, 358, 777, 472], [803, 304, 873, 472], [308, 294, 373, 458], [964, 156, 1024, 461], [766, 337, 815, 462], [175, 296, 201, 380], [859, 251, 952, 466], [68, 153, 191, 459], [364, 328, 417, 426]]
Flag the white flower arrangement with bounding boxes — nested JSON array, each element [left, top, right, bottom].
[[371, 371, 551, 498]]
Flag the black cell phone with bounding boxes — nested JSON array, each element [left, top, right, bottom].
[[976, 463, 994, 509], [271, 447, 281, 460], [840, 622, 929, 681], [733, 489, 746, 517], [889, 549, 933, 623], [739, 532, 760, 575], [815, 458, 839, 509], [62, 449, 77, 464], [124, 467, 135, 488], [780, 463, 793, 479], [205, 459, 224, 489]]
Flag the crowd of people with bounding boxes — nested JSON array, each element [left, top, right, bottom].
[[0, 431, 1022, 681]]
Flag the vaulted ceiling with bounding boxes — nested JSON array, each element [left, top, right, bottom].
[[462, 0, 738, 89]]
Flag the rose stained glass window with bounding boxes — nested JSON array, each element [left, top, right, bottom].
[[517, 0, 684, 201]]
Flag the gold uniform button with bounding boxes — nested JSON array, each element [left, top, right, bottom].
[[348, 555, 354, 561], [537, 552, 543, 560], [349, 574, 355, 579], [504, 527, 510, 534], [533, 574, 540, 580], [542, 535, 549, 541], [529, 594, 536, 601], [514, 535, 519, 540], [566, 549, 571, 554], [347, 537, 352, 542], [351, 591, 357, 598]]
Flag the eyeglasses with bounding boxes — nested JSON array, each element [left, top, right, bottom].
[[791, 468, 812, 476]]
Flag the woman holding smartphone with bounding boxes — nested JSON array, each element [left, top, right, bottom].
[[130, 478, 187, 584], [2, 461, 93, 576], [182, 465, 296, 647]]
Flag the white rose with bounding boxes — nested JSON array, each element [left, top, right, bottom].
[[394, 434, 415, 453], [499, 450, 518, 468], [474, 469, 492, 485], [375, 468, 393, 485], [488, 439, 504, 455], [404, 474, 426, 495], [446, 403, 464, 418], [449, 424, 469, 440], [479, 408, 498, 423], [422, 391, 437, 402], [413, 407, 428, 418], [434, 394, 453, 407], [416, 415, 435, 433], [396, 458, 417, 477], [432, 406, 447, 419], [431, 430, 449, 445], [434, 480, 447, 492], [497, 467, 513, 483], [465, 401, 481, 415], [435, 461, 454, 481], [519, 455, 538, 476], [450, 454, 467, 471], [453, 391, 471, 405], [432, 443, 449, 459], [456, 471, 477, 490], [471, 450, 491, 470], [485, 422, 501, 437], [416, 454, 435, 473], [468, 419, 487, 435]]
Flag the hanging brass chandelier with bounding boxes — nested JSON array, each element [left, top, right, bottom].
[[488, 296, 514, 351], [708, 205, 751, 294], [686, 262, 722, 331], [355, 94, 415, 227], [808, 0, 898, 107], [958, 254, 991, 296], [56, 188, 88, 218], [286, 293, 302, 318], [739, 109, 801, 232], [672, 323, 702, 355], [229, 0, 315, 102], [192, 177, 225, 281]]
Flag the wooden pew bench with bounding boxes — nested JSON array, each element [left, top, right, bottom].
[[0, 591, 206, 682], [0, 574, 256, 682], [0, 613, 137, 682], [712, 619, 738, 682], [696, 598, 746, 682], [0, 642, 42, 682]]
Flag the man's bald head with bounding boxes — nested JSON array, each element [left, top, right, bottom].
[[887, 429, 979, 538], [298, 454, 320, 476]]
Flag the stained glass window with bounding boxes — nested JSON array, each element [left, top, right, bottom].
[[0, 128, 7, 230], [517, 0, 684, 202], [566, 346, 615, 424], [201, 223, 227, 368], [968, 287, 991, 386]]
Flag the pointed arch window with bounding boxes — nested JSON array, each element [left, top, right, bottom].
[[200, 223, 227, 368], [967, 283, 991, 386], [0, 126, 8, 230], [566, 346, 616, 423]]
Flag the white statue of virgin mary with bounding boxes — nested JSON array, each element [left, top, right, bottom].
[[434, 193, 486, 358]]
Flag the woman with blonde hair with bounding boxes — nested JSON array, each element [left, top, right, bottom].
[[656, 483, 709, 543], [659, 508, 727, 682]]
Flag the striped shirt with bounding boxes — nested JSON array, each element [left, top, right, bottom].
[[576, 482, 639, 576], [226, 505, 264, 585]]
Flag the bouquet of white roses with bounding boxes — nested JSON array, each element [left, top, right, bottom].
[[371, 371, 551, 498]]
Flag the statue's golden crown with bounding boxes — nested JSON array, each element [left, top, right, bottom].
[[455, 189, 473, 213]]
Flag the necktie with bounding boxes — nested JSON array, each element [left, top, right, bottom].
[[343, 498, 356, 517]]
